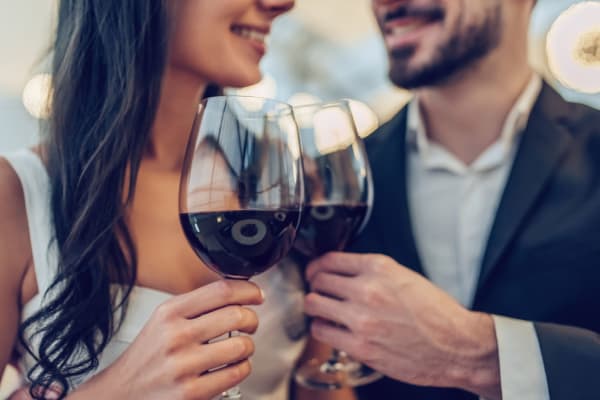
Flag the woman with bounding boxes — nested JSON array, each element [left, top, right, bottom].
[[0, 1, 318, 399]]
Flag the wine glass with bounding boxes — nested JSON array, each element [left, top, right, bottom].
[[292, 100, 381, 390], [179, 95, 304, 399]]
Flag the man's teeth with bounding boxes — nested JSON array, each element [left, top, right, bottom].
[[233, 27, 267, 43], [391, 22, 427, 35]]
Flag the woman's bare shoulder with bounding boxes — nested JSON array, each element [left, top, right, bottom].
[[0, 156, 32, 385], [0, 156, 32, 294]]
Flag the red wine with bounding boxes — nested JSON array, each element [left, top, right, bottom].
[[293, 204, 368, 258], [180, 210, 301, 279]]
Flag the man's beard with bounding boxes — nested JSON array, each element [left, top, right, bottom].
[[388, 4, 503, 89]]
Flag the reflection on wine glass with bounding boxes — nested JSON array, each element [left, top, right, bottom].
[[292, 100, 381, 390], [179, 96, 304, 399]]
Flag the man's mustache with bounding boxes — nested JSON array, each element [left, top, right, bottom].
[[382, 5, 445, 24]]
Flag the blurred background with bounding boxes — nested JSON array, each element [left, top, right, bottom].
[[0, 0, 599, 154], [0, 0, 599, 396]]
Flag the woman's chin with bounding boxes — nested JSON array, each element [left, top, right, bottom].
[[218, 65, 263, 90], [229, 77, 263, 91]]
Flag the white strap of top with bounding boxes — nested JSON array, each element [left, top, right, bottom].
[[3, 149, 58, 299]]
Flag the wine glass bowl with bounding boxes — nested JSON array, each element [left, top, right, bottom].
[[179, 96, 303, 281]]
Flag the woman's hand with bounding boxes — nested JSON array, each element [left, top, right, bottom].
[[68, 279, 264, 400]]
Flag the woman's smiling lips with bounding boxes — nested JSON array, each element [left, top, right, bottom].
[[231, 24, 270, 57]]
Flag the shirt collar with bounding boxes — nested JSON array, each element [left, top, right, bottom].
[[406, 74, 543, 172]]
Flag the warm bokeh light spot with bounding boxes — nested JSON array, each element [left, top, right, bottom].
[[22, 73, 52, 119], [546, 1, 600, 94]]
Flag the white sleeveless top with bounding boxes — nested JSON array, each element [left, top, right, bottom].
[[4, 149, 308, 400]]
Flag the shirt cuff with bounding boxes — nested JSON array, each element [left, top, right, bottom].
[[486, 315, 550, 400]]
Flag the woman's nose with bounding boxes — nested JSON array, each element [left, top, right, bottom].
[[259, 0, 295, 17]]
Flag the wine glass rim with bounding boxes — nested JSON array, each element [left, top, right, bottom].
[[292, 99, 351, 110], [201, 94, 293, 110]]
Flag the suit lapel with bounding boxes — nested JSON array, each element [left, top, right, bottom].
[[476, 84, 574, 293], [367, 109, 425, 276]]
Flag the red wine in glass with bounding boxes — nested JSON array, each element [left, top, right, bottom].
[[180, 209, 300, 279], [294, 204, 368, 258]]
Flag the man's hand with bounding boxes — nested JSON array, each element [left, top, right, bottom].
[[304, 252, 502, 400]]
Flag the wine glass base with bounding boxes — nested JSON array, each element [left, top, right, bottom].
[[221, 386, 242, 399], [295, 357, 383, 390]]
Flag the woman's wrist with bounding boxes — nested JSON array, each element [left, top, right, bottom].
[[65, 368, 127, 399]]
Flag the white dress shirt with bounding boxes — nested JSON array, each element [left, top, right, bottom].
[[406, 74, 550, 400]]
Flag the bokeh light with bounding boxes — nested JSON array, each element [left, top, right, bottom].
[[346, 99, 379, 138], [22, 73, 52, 119], [546, 1, 600, 94]]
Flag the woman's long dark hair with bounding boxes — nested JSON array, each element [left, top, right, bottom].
[[19, 1, 170, 397]]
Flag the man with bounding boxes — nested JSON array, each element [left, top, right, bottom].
[[303, 0, 600, 399]]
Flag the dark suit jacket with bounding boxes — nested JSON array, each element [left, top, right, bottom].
[[349, 84, 600, 400]]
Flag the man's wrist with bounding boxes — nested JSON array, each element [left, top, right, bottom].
[[446, 311, 502, 400]]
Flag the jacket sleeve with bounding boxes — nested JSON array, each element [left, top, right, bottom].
[[534, 322, 600, 400]]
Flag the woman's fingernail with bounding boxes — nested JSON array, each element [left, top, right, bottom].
[[43, 385, 62, 400], [260, 288, 266, 301]]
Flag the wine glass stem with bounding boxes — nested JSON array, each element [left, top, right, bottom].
[[321, 348, 345, 373], [220, 330, 243, 400]]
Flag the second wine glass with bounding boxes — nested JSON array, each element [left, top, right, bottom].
[[292, 100, 381, 390]]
